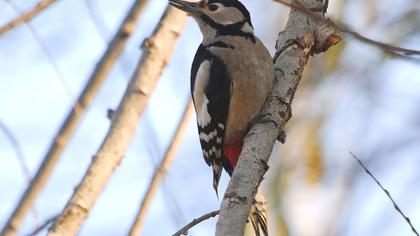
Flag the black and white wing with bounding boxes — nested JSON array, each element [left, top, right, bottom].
[[190, 44, 233, 193]]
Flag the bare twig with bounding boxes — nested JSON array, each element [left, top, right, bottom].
[[172, 210, 220, 236], [0, 1, 151, 235], [274, 0, 420, 60], [128, 100, 194, 236], [25, 215, 57, 236], [5, 0, 73, 95], [83, 0, 110, 40], [216, 0, 340, 234], [350, 152, 419, 236], [0, 120, 31, 181], [0, 119, 41, 236], [47, 6, 187, 235], [141, 118, 189, 226], [0, 0, 58, 36], [82, 0, 134, 77]]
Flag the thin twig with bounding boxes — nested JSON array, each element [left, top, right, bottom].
[[141, 116, 188, 226], [0, 119, 42, 230], [350, 152, 419, 236], [0, 1, 151, 235], [0, 119, 31, 181], [274, 0, 420, 60], [172, 210, 220, 236], [82, 0, 133, 77], [5, 0, 73, 96], [25, 215, 57, 236], [0, 0, 58, 36], [83, 0, 110, 40], [0, 119, 41, 236], [128, 100, 194, 236], [47, 6, 187, 235]]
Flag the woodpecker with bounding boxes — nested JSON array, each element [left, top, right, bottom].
[[169, 0, 273, 234]]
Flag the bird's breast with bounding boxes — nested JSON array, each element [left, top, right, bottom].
[[210, 38, 274, 143]]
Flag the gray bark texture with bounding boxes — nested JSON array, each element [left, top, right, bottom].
[[215, 0, 340, 235]]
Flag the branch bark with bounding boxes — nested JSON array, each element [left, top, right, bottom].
[[0, 0, 57, 36], [215, 0, 340, 235], [47, 6, 186, 236], [0, 1, 150, 235], [128, 100, 194, 236]]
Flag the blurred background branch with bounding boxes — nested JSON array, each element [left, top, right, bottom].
[[128, 99, 193, 236], [0, 0, 150, 235], [0, 0, 58, 36], [274, 0, 420, 60], [47, 6, 187, 235], [5, 0, 73, 96], [351, 152, 419, 236], [0, 120, 31, 182]]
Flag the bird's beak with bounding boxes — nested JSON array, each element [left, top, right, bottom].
[[169, 0, 202, 15]]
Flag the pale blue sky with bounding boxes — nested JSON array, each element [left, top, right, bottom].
[[0, 0, 419, 235]]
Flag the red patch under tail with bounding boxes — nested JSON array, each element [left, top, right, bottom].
[[223, 138, 244, 169]]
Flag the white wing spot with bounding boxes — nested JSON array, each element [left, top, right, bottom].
[[199, 129, 218, 143], [198, 96, 211, 127], [193, 61, 212, 127], [199, 132, 209, 142], [203, 150, 209, 158]]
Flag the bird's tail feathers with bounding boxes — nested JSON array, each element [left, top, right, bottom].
[[245, 190, 268, 236]]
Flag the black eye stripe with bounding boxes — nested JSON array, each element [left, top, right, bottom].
[[208, 4, 219, 11]]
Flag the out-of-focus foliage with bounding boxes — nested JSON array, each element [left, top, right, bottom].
[[266, 0, 420, 236]]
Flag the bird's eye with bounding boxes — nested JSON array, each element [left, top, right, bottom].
[[208, 4, 219, 11]]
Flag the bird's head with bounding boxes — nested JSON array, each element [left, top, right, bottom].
[[169, 0, 254, 41]]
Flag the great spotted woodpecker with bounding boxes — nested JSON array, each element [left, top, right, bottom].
[[169, 0, 273, 234]]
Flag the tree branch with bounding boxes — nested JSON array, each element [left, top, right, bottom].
[[173, 210, 220, 236], [46, 6, 186, 235], [0, 119, 31, 181], [128, 100, 194, 236], [350, 152, 419, 236], [25, 215, 57, 236], [5, 0, 73, 96], [274, 0, 420, 60], [0, 0, 58, 36], [215, 0, 340, 235], [0, 1, 151, 235]]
